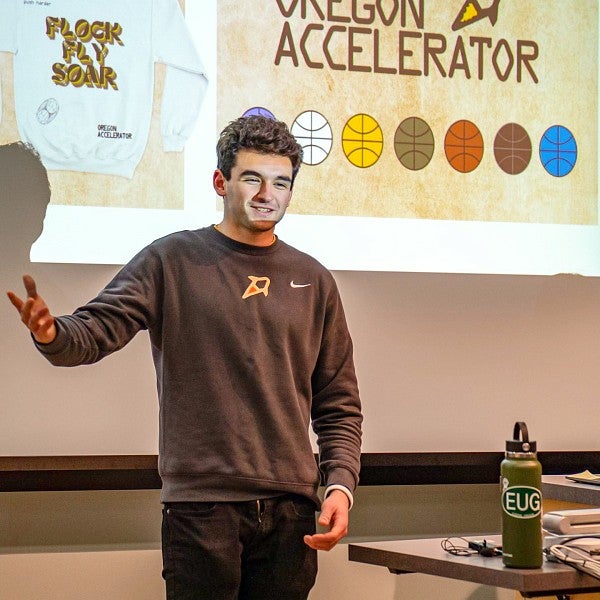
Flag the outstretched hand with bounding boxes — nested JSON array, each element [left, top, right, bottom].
[[303, 489, 349, 551], [7, 274, 57, 344]]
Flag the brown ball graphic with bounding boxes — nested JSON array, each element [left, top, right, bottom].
[[444, 120, 484, 173], [493, 123, 532, 175]]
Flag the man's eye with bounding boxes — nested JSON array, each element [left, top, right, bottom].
[[244, 177, 261, 184], [275, 182, 291, 190]]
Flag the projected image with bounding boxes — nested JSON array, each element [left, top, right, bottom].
[[218, 0, 597, 226], [0, 0, 206, 210], [0, 0, 599, 275]]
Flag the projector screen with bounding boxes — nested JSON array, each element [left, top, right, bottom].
[[1, 0, 599, 275]]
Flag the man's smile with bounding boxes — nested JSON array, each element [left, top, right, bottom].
[[251, 205, 276, 215]]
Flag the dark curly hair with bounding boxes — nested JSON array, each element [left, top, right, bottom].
[[216, 116, 303, 184]]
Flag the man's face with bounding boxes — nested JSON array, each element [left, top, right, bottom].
[[213, 149, 294, 242]]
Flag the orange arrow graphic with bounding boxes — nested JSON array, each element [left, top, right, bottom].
[[452, 0, 500, 31]]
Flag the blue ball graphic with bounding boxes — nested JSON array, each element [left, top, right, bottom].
[[539, 125, 577, 177]]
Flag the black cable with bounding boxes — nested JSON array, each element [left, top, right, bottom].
[[441, 537, 478, 557]]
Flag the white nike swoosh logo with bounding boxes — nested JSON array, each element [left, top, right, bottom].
[[290, 281, 311, 288]]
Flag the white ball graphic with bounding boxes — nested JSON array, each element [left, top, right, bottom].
[[291, 111, 332, 166]]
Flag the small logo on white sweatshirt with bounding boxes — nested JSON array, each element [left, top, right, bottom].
[[36, 98, 59, 125]]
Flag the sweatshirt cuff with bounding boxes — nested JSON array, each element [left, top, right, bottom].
[[32, 320, 67, 355], [324, 466, 358, 494], [324, 484, 354, 510]]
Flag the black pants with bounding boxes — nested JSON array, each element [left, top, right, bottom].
[[162, 495, 318, 600]]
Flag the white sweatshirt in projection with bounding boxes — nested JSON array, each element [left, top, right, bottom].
[[0, 0, 208, 178]]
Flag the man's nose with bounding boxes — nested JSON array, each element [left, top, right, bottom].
[[256, 181, 274, 200]]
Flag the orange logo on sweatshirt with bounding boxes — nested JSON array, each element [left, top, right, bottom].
[[242, 276, 270, 299]]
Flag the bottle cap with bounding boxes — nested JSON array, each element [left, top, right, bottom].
[[506, 421, 537, 453]]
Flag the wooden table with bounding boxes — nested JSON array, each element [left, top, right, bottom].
[[348, 535, 600, 599]]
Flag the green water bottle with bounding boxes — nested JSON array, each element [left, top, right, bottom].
[[500, 421, 543, 568]]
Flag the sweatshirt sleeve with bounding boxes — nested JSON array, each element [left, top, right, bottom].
[[311, 280, 363, 493], [35, 247, 163, 367], [152, 0, 208, 151]]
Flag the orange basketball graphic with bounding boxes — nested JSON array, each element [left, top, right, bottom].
[[342, 114, 383, 168], [444, 120, 484, 173]]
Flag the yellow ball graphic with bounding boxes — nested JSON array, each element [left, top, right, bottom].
[[342, 114, 383, 168]]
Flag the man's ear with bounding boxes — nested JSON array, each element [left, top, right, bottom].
[[213, 170, 227, 197]]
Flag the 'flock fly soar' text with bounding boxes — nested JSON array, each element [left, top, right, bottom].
[[273, 0, 539, 83], [46, 16, 123, 90]]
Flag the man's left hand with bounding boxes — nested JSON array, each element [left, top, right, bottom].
[[303, 489, 349, 551]]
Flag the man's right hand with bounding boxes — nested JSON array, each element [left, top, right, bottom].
[[7, 274, 57, 344]]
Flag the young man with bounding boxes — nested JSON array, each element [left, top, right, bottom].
[[7, 116, 363, 600]]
